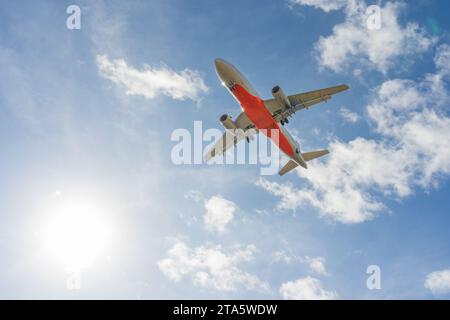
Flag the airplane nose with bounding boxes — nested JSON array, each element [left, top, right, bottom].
[[214, 58, 225, 66], [214, 58, 226, 73], [214, 58, 228, 83]]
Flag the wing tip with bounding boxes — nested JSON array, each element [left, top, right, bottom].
[[336, 84, 350, 91]]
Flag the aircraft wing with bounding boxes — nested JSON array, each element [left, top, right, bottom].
[[204, 112, 256, 161], [264, 84, 349, 123]]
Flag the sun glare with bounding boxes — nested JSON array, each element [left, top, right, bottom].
[[41, 198, 113, 269]]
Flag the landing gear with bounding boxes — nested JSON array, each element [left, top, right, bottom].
[[227, 80, 236, 91], [280, 120, 285, 126]]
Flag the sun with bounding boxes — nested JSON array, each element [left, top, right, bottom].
[[41, 196, 113, 270]]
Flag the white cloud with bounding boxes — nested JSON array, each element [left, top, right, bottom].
[[425, 269, 450, 294], [96, 55, 209, 102], [291, 0, 347, 12], [294, 0, 435, 74], [271, 252, 329, 275], [339, 107, 360, 123], [304, 256, 328, 275], [271, 251, 299, 264], [203, 196, 237, 233], [184, 190, 204, 203], [157, 240, 269, 292], [257, 45, 450, 224], [257, 171, 382, 224], [280, 276, 337, 300], [434, 44, 450, 77]]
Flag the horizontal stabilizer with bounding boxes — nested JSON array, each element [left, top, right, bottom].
[[278, 160, 299, 176], [302, 149, 329, 162]]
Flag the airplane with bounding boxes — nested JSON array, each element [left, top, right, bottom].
[[205, 58, 349, 176]]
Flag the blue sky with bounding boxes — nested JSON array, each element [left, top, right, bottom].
[[1, 0, 450, 299]]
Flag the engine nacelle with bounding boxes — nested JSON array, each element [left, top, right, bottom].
[[272, 85, 291, 109], [220, 114, 238, 130]]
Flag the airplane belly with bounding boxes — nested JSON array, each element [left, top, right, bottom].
[[239, 97, 294, 157], [231, 83, 295, 157]]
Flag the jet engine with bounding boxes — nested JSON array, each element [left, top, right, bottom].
[[220, 114, 238, 130], [272, 85, 291, 109]]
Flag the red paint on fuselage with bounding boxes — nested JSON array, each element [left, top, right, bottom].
[[232, 84, 294, 157]]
